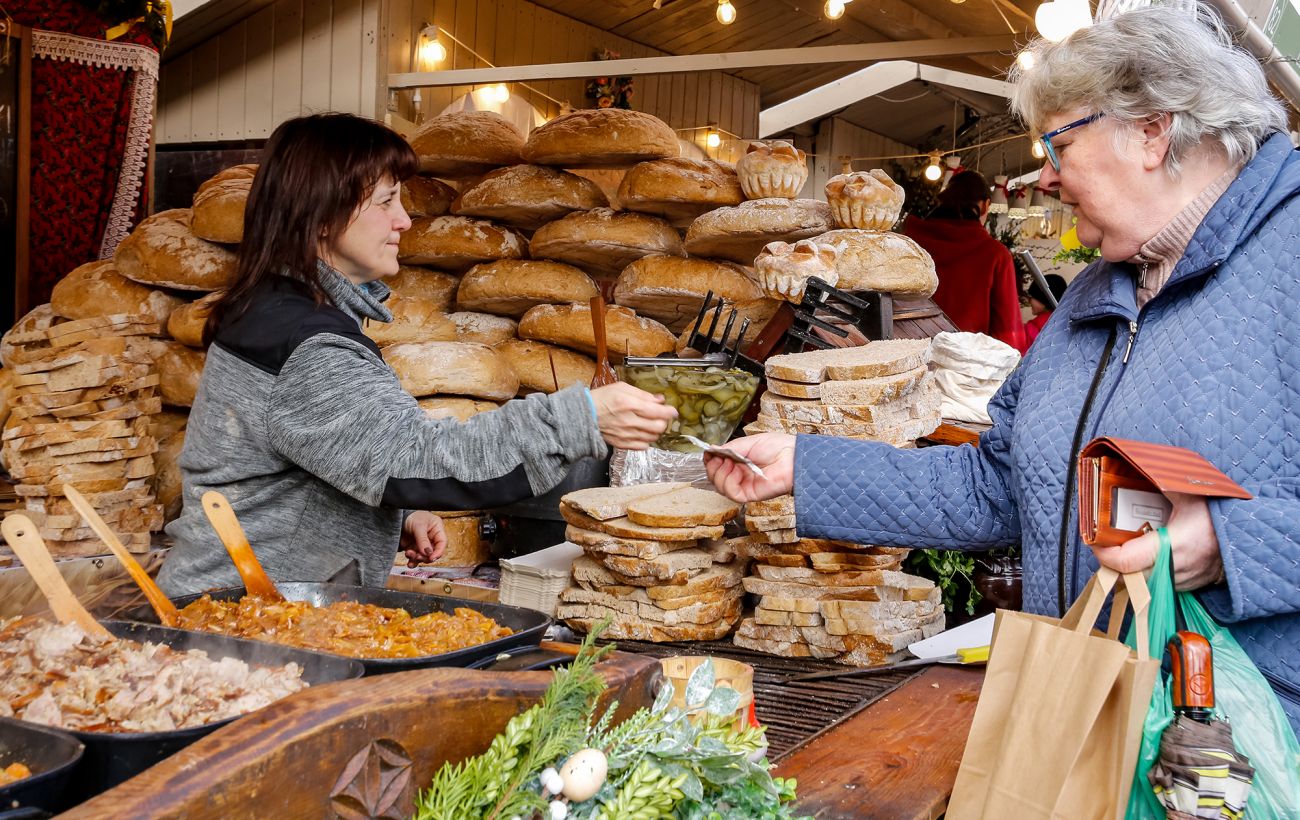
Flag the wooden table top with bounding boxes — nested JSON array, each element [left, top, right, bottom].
[[774, 664, 983, 820]]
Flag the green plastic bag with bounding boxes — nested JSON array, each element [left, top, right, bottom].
[[1125, 529, 1300, 818]]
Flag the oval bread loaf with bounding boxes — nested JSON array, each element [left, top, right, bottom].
[[115, 209, 239, 291], [529, 208, 684, 277], [362, 294, 457, 347], [51, 260, 186, 327], [167, 291, 222, 347], [618, 157, 744, 227], [409, 111, 524, 177], [614, 255, 763, 333], [494, 338, 596, 393], [147, 339, 206, 407], [386, 266, 459, 311], [456, 259, 598, 318], [449, 311, 518, 345], [522, 108, 678, 169], [452, 165, 607, 230], [398, 216, 526, 271], [401, 175, 457, 218], [518, 303, 675, 362], [191, 164, 256, 243], [685, 199, 833, 265], [818, 229, 938, 297], [385, 341, 520, 400], [417, 396, 501, 421]]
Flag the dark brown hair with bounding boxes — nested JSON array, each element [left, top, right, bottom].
[[203, 113, 419, 345], [934, 170, 992, 221]]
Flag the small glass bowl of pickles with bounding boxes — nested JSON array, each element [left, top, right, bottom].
[[623, 356, 761, 452]]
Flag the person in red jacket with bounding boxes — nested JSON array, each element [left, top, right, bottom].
[[903, 171, 1026, 352], [1023, 272, 1068, 347]]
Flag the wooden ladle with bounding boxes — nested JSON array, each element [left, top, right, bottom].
[[589, 295, 619, 388], [2, 513, 112, 638], [200, 491, 285, 601], [63, 485, 179, 627]]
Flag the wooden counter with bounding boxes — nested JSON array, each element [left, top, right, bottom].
[[774, 665, 983, 820]]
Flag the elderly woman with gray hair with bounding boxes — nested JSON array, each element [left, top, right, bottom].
[[704, 5, 1300, 731]]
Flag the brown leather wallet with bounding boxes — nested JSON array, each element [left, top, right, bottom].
[[1077, 437, 1252, 547]]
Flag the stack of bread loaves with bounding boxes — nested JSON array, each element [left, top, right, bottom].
[[746, 339, 942, 447], [733, 494, 945, 665], [0, 313, 165, 555], [556, 483, 748, 641]]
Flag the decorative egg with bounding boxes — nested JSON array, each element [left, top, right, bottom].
[[558, 747, 608, 803]]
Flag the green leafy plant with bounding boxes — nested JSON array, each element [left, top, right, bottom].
[[906, 549, 980, 616], [1054, 245, 1102, 265]]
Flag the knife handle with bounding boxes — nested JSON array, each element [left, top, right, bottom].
[[957, 645, 990, 664]]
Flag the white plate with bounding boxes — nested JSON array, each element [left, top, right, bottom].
[[908, 613, 995, 662]]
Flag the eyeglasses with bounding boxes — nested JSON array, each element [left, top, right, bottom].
[[1038, 113, 1103, 172]]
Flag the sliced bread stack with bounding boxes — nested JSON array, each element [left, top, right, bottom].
[[745, 339, 941, 446], [556, 482, 747, 641], [733, 493, 944, 666], [0, 315, 165, 556]]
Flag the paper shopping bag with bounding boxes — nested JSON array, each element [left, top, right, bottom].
[[946, 568, 1160, 820]]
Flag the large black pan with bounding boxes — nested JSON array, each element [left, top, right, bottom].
[[124, 582, 554, 676], [51, 621, 363, 803], [0, 716, 83, 818]]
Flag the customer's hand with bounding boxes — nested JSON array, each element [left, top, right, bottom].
[[402, 510, 448, 568], [1089, 493, 1224, 590], [590, 383, 678, 450], [704, 433, 796, 503]]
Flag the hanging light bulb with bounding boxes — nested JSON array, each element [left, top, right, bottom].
[[1031, 138, 1046, 160], [716, 0, 737, 25], [1035, 0, 1092, 43], [706, 129, 721, 149], [489, 83, 510, 104], [824, 0, 846, 20], [1016, 50, 1036, 70], [924, 151, 943, 182], [418, 25, 447, 67]]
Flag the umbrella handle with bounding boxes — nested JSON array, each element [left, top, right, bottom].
[[1169, 630, 1215, 722]]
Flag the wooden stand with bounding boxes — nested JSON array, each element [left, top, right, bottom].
[[63, 644, 662, 818]]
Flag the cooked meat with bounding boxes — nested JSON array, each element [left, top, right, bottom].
[[174, 596, 513, 659], [0, 617, 308, 733]]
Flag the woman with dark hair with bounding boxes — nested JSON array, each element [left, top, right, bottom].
[[1023, 272, 1068, 347], [158, 112, 676, 596], [903, 170, 1026, 352]]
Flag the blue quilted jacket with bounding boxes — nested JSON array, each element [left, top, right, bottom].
[[795, 132, 1300, 732]]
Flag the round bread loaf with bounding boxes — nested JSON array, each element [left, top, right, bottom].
[[456, 260, 598, 317], [385, 265, 459, 311], [614, 255, 763, 333], [409, 111, 525, 178], [817, 229, 938, 297], [449, 311, 518, 345], [51, 259, 186, 326], [398, 216, 526, 271], [735, 140, 809, 199], [1, 304, 55, 369], [149, 409, 190, 443], [385, 341, 519, 400], [530, 208, 684, 277], [148, 339, 206, 407], [155, 429, 186, 523], [115, 209, 239, 291], [401, 175, 457, 218], [754, 239, 841, 302], [518, 303, 675, 362], [191, 164, 256, 243], [451, 165, 608, 230], [362, 294, 457, 347], [494, 338, 596, 393], [522, 108, 678, 169], [824, 169, 905, 231], [684, 198, 833, 265], [674, 297, 781, 353], [167, 291, 222, 347], [417, 396, 501, 421], [618, 157, 744, 227]]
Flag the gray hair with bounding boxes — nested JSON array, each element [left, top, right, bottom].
[[1010, 5, 1286, 176]]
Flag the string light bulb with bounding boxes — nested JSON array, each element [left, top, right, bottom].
[[924, 151, 944, 182], [706, 129, 721, 149], [1035, 0, 1092, 43], [418, 25, 447, 66], [824, 0, 846, 19], [716, 0, 737, 25], [1031, 138, 1046, 160], [489, 83, 510, 104], [1016, 50, 1036, 70]]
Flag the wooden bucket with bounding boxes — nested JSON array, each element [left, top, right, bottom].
[[659, 655, 755, 728]]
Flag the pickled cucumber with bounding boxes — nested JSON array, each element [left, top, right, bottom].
[[623, 364, 759, 450]]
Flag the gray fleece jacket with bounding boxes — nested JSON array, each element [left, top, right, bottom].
[[158, 265, 606, 595]]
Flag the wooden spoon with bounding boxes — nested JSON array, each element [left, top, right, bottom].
[[63, 485, 180, 627], [2, 513, 112, 638], [200, 491, 285, 601], [589, 295, 619, 388]]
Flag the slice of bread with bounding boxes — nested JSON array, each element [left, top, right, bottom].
[[625, 486, 740, 528], [567, 526, 700, 560], [593, 548, 714, 581], [764, 339, 931, 383], [645, 561, 744, 600], [560, 482, 686, 521], [560, 503, 724, 541], [562, 613, 737, 642]]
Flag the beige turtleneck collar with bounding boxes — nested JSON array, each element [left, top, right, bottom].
[[1130, 163, 1242, 309]]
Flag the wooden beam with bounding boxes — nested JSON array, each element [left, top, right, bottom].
[[388, 34, 1019, 89]]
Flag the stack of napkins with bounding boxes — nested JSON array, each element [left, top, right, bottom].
[[499, 541, 584, 616]]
